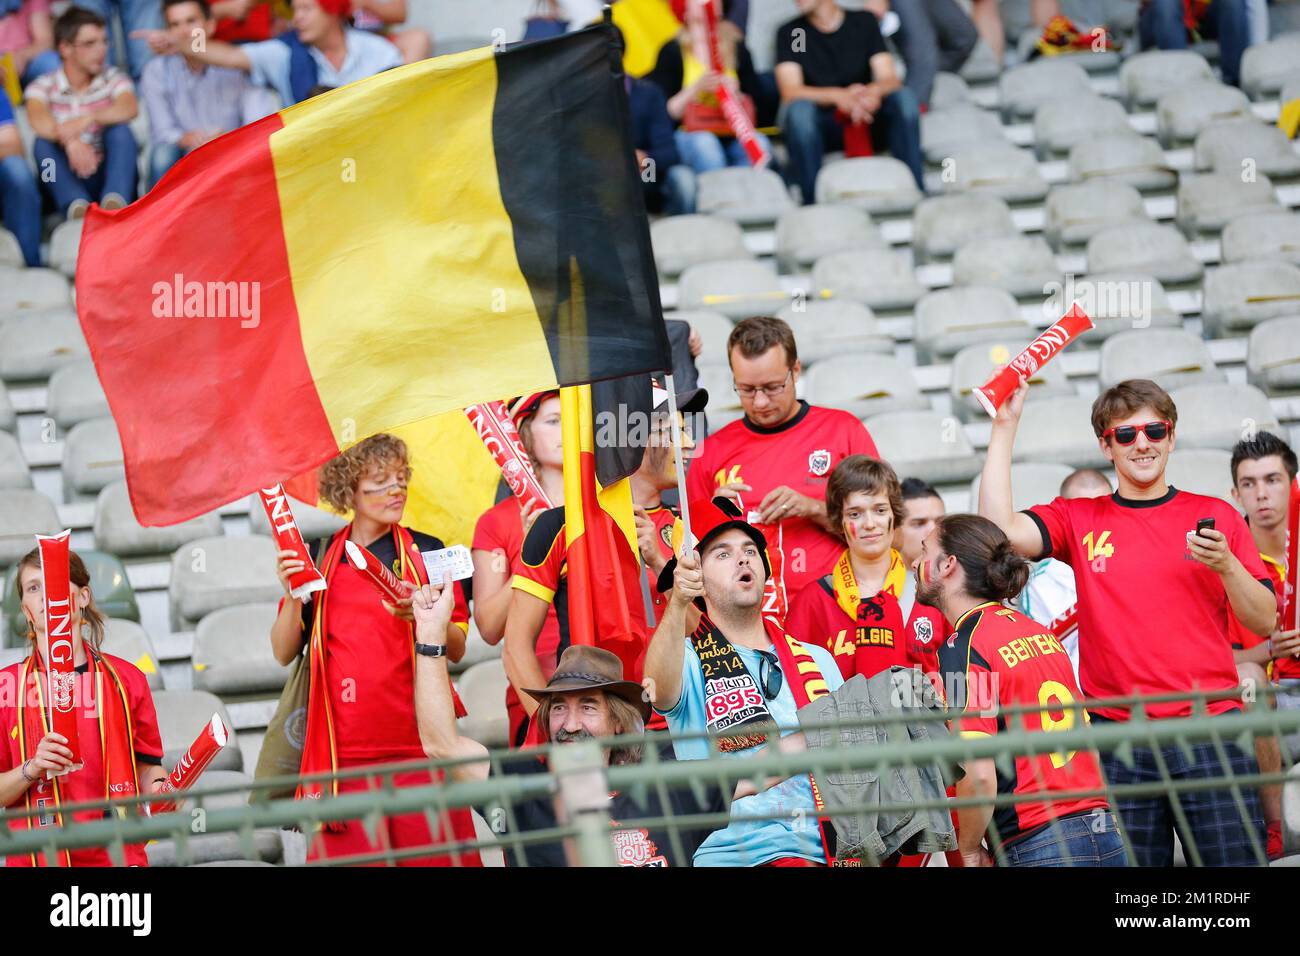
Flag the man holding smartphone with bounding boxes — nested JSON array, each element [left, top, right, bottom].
[[979, 378, 1277, 866]]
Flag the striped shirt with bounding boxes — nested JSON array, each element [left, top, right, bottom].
[[24, 65, 133, 152]]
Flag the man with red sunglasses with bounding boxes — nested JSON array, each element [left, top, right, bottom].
[[979, 378, 1276, 866]]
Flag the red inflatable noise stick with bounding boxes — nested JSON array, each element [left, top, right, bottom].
[[974, 305, 1094, 418], [37, 529, 82, 777], [258, 484, 326, 602], [343, 539, 408, 604], [147, 714, 229, 815]]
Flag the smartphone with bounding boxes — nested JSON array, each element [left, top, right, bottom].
[[1195, 517, 1216, 538]]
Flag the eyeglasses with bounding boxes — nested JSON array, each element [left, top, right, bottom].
[[360, 481, 408, 498], [757, 651, 783, 700], [733, 371, 792, 401], [1102, 420, 1173, 445]]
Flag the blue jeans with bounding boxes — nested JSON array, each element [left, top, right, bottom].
[[78, 0, 163, 79], [21, 49, 62, 87], [148, 141, 184, 190], [673, 129, 774, 173], [781, 91, 925, 204], [34, 124, 138, 215], [1000, 808, 1130, 867], [0, 154, 42, 266], [644, 163, 696, 215], [1139, 0, 1249, 87]]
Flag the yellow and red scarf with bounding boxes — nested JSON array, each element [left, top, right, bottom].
[[829, 548, 907, 624]]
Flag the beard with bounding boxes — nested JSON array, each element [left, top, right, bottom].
[[553, 727, 595, 744], [914, 565, 943, 610]]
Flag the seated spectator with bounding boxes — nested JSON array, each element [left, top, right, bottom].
[[348, 0, 430, 64], [139, 0, 277, 188], [0, 94, 41, 264], [628, 69, 694, 215], [81, 0, 165, 79], [872, 0, 976, 109], [646, 0, 773, 176], [0, 0, 60, 88], [774, 0, 924, 201], [26, 6, 138, 218], [896, 476, 944, 572], [1139, 0, 1248, 87]]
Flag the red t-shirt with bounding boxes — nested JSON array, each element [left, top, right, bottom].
[[1026, 488, 1271, 720], [685, 402, 878, 595], [0, 655, 163, 867], [1229, 555, 1297, 679], [212, 3, 274, 42], [939, 602, 1109, 842]]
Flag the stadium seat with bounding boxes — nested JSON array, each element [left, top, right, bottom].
[[1241, 35, 1300, 99], [1193, 120, 1300, 181], [676, 259, 785, 319], [1033, 95, 1132, 158], [1044, 181, 1148, 250], [1119, 49, 1214, 108], [650, 214, 750, 278], [959, 38, 1001, 83], [47, 360, 110, 430], [930, 71, 971, 109], [811, 248, 927, 311], [1164, 448, 1234, 502], [0, 382, 13, 432], [912, 193, 1016, 264], [0, 645, 25, 668], [0, 308, 90, 383], [939, 144, 1049, 204], [192, 602, 290, 697], [0, 267, 71, 314], [774, 204, 883, 272], [920, 104, 1007, 165], [0, 489, 61, 572], [952, 234, 1062, 298], [1013, 397, 1109, 468], [913, 286, 1033, 363], [697, 364, 746, 430], [969, 462, 1079, 512], [48, 219, 83, 278], [863, 409, 982, 484], [456, 658, 510, 748], [248, 492, 347, 542], [0, 229, 21, 269], [146, 772, 284, 866], [1221, 211, 1300, 266], [814, 157, 923, 215], [0, 431, 32, 490], [450, 621, 503, 676], [62, 416, 125, 499], [1074, 272, 1184, 341], [802, 354, 930, 419], [998, 59, 1091, 120], [1155, 82, 1252, 147], [94, 479, 225, 558], [1069, 134, 1178, 193], [949, 338, 1074, 423], [1246, 315, 1300, 393], [696, 166, 793, 225], [153, 689, 243, 772], [4, 549, 142, 642], [168, 535, 282, 629], [1201, 261, 1300, 337], [1098, 328, 1224, 390], [669, 310, 732, 365], [1167, 383, 1280, 449], [774, 301, 893, 363], [1175, 173, 1279, 237], [100, 618, 164, 691], [1086, 222, 1203, 287]]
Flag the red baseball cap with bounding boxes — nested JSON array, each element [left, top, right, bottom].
[[508, 390, 560, 427], [655, 495, 770, 595]]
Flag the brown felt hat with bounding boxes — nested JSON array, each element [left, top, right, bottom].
[[519, 645, 651, 720]]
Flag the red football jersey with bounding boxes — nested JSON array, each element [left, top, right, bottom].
[[938, 602, 1108, 842], [1026, 488, 1270, 720], [1230, 555, 1297, 679], [686, 402, 878, 594]]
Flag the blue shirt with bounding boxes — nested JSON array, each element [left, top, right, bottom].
[[139, 55, 276, 148], [242, 28, 401, 107], [658, 636, 843, 866]]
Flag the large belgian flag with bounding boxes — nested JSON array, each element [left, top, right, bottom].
[[75, 25, 671, 526]]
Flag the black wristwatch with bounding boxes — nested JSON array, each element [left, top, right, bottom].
[[415, 642, 448, 658]]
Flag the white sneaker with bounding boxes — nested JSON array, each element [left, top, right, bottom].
[[67, 199, 90, 220], [101, 193, 128, 211]]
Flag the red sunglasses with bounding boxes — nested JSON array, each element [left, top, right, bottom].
[[1102, 420, 1173, 445]]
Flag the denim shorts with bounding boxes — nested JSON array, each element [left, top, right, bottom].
[[1000, 808, 1129, 867]]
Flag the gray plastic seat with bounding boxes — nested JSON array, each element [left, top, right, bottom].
[[0, 382, 13, 433], [0, 267, 71, 314], [48, 219, 82, 278], [1241, 35, 1300, 99], [0, 308, 90, 383], [1070, 134, 1178, 193], [248, 491, 346, 542], [146, 772, 284, 866], [1072, 271, 1183, 341], [930, 71, 971, 109], [1155, 82, 1252, 147], [1168, 383, 1280, 449], [949, 338, 1074, 423], [1221, 212, 1300, 266], [676, 259, 785, 319], [920, 105, 1006, 164], [0, 489, 60, 568], [1194, 119, 1300, 181], [1164, 449, 1234, 502], [669, 310, 732, 365], [774, 301, 893, 363], [1246, 315, 1300, 393], [62, 416, 125, 498], [1119, 49, 1214, 108], [456, 658, 509, 748], [774, 204, 883, 272], [100, 618, 164, 690], [168, 535, 283, 628], [998, 59, 1091, 120], [1086, 222, 1203, 286], [1033, 95, 1132, 158], [1013, 396, 1109, 468], [0, 229, 21, 269], [959, 39, 1001, 83], [1044, 181, 1148, 250], [1176, 173, 1279, 237], [696, 364, 746, 430], [811, 248, 926, 311], [650, 214, 750, 278], [192, 602, 290, 696], [94, 479, 225, 557], [970, 462, 1079, 511], [46, 360, 110, 430], [940, 144, 1049, 203], [802, 354, 929, 419], [952, 234, 1063, 297], [914, 286, 1034, 363], [815, 157, 923, 215], [1099, 328, 1223, 390], [912, 193, 1015, 263], [864, 409, 982, 484], [696, 166, 793, 225], [1202, 260, 1300, 337], [0, 431, 31, 490], [152, 690, 243, 772]]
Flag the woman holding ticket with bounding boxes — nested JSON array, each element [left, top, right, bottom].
[[267, 433, 481, 867]]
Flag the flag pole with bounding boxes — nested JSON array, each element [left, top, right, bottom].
[[664, 373, 693, 555]]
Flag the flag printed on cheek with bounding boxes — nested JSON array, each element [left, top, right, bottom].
[[37, 530, 82, 776]]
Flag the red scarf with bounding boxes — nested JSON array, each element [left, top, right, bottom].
[[13, 649, 139, 867]]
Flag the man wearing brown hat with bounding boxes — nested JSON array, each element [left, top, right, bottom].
[[412, 575, 725, 867]]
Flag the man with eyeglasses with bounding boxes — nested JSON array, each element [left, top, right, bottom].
[[686, 315, 878, 596], [979, 378, 1276, 866]]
